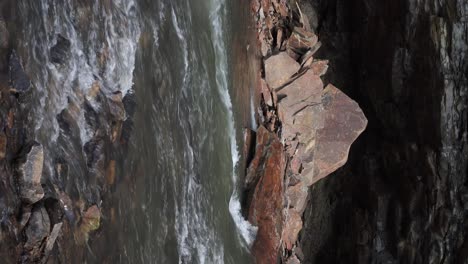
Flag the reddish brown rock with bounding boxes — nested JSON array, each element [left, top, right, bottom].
[[301, 84, 368, 186], [247, 126, 285, 264], [260, 78, 273, 107], [277, 70, 323, 141], [285, 182, 308, 214], [282, 209, 303, 250], [287, 27, 318, 56], [265, 52, 300, 89], [0, 131, 6, 159], [308, 60, 329, 76]]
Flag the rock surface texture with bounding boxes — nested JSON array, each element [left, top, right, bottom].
[[244, 0, 368, 263], [296, 0, 468, 263]]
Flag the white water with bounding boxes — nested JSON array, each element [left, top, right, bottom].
[[209, 0, 258, 247]]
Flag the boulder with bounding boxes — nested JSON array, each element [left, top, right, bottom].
[[50, 34, 71, 65], [9, 50, 31, 94], [17, 143, 44, 204], [247, 126, 285, 264], [301, 84, 368, 186], [264, 52, 300, 89]]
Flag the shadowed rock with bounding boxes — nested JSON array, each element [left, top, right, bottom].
[[50, 34, 71, 65], [24, 204, 50, 261], [9, 50, 31, 94]]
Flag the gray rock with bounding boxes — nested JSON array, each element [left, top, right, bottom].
[[24, 205, 50, 254], [17, 143, 44, 204]]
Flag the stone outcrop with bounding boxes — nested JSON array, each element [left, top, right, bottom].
[[245, 0, 368, 263]]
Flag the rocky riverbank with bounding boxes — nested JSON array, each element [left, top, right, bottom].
[[0, 4, 136, 262], [242, 0, 367, 263]]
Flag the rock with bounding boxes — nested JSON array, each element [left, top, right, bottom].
[[42, 222, 63, 262], [242, 128, 256, 170], [105, 160, 116, 185], [83, 136, 105, 175], [301, 84, 368, 186], [260, 79, 273, 107], [76, 205, 100, 244], [0, 131, 6, 159], [285, 182, 308, 214], [282, 209, 303, 250], [9, 50, 31, 94], [264, 52, 300, 89], [286, 255, 301, 264], [17, 143, 44, 204], [108, 91, 125, 121], [308, 60, 329, 76], [277, 70, 323, 141], [247, 126, 285, 264], [287, 27, 318, 56], [50, 34, 71, 65], [24, 205, 50, 257]]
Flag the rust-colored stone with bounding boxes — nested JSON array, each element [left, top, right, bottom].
[[247, 126, 285, 264], [282, 209, 303, 250], [287, 27, 318, 56], [265, 52, 300, 89]]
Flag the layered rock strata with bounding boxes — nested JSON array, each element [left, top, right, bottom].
[[243, 1, 368, 263]]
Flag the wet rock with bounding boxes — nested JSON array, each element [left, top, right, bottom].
[[242, 128, 255, 170], [24, 204, 50, 258], [265, 52, 300, 89], [9, 51, 31, 94], [247, 126, 285, 264], [76, 205, 100, 244], [301, 84, 367, 186], [17, 143, 44, 204], [0, 131, 6, 159], [50, 34, 71, 65], [83, 137, 105, 175], [287, 27, 318, 57], [108, 91, 125, 121], [105, 160, 116, 185]]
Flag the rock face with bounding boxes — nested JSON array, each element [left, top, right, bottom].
[[298, 0, 468, 263], [50, 34, 71, 64], [246, 126, 285, 264], [17, 143, 44, 204]]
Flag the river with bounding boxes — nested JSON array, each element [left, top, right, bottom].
[[13, 0, 256, 263]]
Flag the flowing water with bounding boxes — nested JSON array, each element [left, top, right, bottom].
[[14, 0, 256, 263]]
